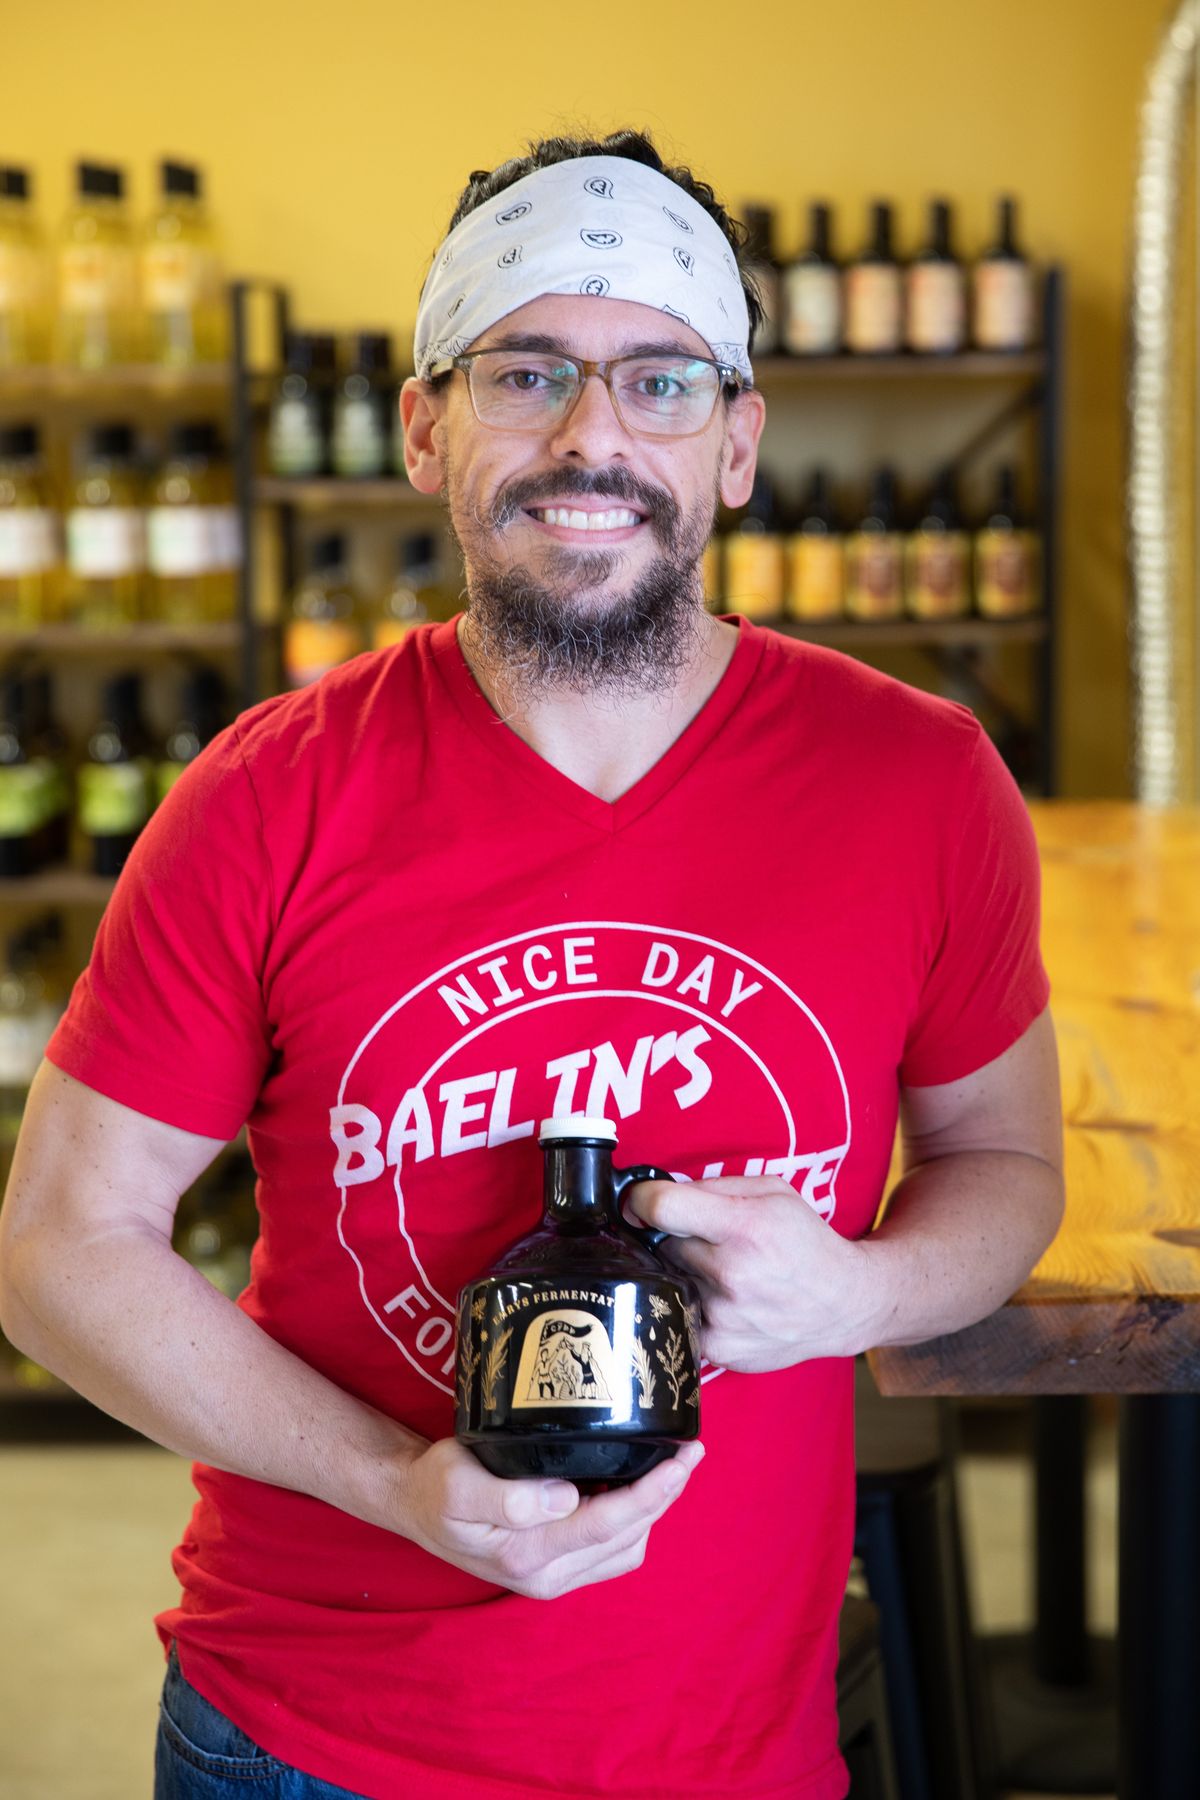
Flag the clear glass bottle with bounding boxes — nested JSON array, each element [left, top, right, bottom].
[[65, 423, 146, 627], [78, 672, 157, 876], [156, 665, 227, 804], [332, 332, 393, 478], [283, 534, 365, 687], [741, 205, 780, 356], [905, 199, 966, 354], [845, 202, 903, 355], [782, 203, 842, 356], [972, 197, 1037, 351], [139, 160, 229, 366], [785, 469, 845, 620], [372, 533, 454, 650], [54, 162, 138, 369], [724, 470, 785, 621], [844, 467, 905, 622], [904, 466, 971, 620], [0, 423, 60, 629], [268, 331, 336, 477], [974, 466, 1041, 618], [147, 421, 238, 623], [0, 167, 51, 367]]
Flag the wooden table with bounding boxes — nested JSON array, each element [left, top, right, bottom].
[[869, 802, 1200, 1800]]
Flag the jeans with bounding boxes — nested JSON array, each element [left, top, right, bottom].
[[154, 1643, 368, 1798]]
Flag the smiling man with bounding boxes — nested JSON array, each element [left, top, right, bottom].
[[0, 130, 1063, 1800]]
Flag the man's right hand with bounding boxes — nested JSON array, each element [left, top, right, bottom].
[[395, 1437, 706, 1600]]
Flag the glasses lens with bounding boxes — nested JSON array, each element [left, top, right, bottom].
[[467, 352, 580, 427], [611, 358, 721, 435]]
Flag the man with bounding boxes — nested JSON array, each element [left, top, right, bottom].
[[0, 129, 1064, 1800]]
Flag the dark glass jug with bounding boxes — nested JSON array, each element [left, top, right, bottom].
[[454, 1117, 702, 1487]]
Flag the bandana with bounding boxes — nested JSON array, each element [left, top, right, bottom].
[[413, 154, 753, 385]]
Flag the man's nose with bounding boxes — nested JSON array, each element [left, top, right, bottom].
[[548, 373, 631, 461]]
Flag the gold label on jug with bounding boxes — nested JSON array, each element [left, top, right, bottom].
[[513, 1310, 618, 1409]]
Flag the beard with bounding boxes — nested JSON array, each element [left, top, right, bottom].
[[441, 452, 720, 709]]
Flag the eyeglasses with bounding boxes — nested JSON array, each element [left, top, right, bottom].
[[429, 348, 745, 438]]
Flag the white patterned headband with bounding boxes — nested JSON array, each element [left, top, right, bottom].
[[413, 154, 754, 386]]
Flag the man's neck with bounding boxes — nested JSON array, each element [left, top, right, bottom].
[[455, 610, 741, 804]]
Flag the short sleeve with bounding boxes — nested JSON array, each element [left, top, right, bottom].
[[44, 721, 275, 1138], [900, 724, 1051, 1087]]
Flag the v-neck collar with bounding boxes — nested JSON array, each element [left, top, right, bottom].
[[429, 611, 765, 835]]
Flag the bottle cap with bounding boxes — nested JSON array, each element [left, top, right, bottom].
[[162, 160, 201, 199], [309, 533, 346, 573], [0, 168, 30, 200], [86, 422, 138, 462], [537, 1116, 617, 1143], [0, 423, 39, 460], [741, 204, 775, 260], [77, 162, 110, 198], [284, 332, 337, 376], [100, 672, 143, 721], [167, 421, 223, 461], [180, 665, 227, 723], [399, 532, 437, 574], [309, 334, 338, 375], [104, 165, 126, 201], [349, 332, 393, 374]]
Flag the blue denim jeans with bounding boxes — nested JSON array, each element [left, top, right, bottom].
[[154, 1643, 368, 1798]]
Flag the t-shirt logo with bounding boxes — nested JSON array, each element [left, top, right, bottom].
[[330, 922, 850, 1399], [581, 229, 622, 249]]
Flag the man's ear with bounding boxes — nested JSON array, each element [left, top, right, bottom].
[[399, 377, 447, 495], [718, 388, 767, 510]]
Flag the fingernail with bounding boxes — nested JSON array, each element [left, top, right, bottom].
[[541, 1481, 577, 1515]]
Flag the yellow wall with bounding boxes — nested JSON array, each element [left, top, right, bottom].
[[3, 0, 1175, 795]]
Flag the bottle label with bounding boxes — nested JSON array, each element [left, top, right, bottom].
[[845, 534, 905, 619], [67, 507, 145, 578], [975, 528, 1040, 616], [906, 265, 966, 352], [0, 763, 47, 835], [148, 506, 218, 576], [786, 535, 845, 619], [905, 533, 971, 618], [59, 243, 136, 315], [723, 533, 785, 618], [783, 266, 842, 354], [284, 620, 362, 687], [139, 242, 216, 313], [269, 397, 324, 477], [208, 506, 241, 571], [332, 397, 388, 478], [844, 266, 902, 352], [0, 509, 58, 576], [973, 262, 1035, 349], [78, 761, 152, 835]]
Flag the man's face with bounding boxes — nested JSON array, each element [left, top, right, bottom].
[[401, 293, 764, 701]]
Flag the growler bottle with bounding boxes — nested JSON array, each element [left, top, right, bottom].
[[455, 1117, 701, 1488]]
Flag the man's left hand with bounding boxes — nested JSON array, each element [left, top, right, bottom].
[[627, 1176, 885, 1372]]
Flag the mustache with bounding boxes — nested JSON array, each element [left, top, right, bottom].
[[488, 468, 679, 535]]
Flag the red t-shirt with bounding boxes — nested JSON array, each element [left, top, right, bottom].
[[46, 615, 1049, 1800]]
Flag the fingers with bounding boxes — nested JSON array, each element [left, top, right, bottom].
[[627, 1176, 775, 1243]]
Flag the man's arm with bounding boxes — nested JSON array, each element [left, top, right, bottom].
[[0, 1061, 701, 1597], [628, 1005, 1065, 1367]]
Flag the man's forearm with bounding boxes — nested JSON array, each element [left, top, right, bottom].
[[852, 1148, 1065, 1353], [0, 1229, 426, 1529]]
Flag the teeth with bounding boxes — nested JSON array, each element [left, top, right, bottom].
[[532, 507, 640, 531]]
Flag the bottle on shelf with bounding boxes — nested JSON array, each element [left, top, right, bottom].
[[782, 203, 842, 357], [147, 421, 239, 624], [372, 533, 455, 650], [156, 665, 227, 803], [0, 673, 49, 877], [65, 422, 146, 628], [332, 332, 394, 478], [267, 331, 337, 477], [283, 533, 365, 687], [78, 671, 158, 875], [0, 423, 60, 629], [905, 199, 966, 355], [25, 671, 71, 867], [139, 159, 229, 367], [54, 162, 138, 369], [784, 470, 845, 621], [0, 166, 51, 368], [741, 206, 781, 357], [972, 196, 1037, 351], [974, 466, 1042, 618], [844, 202, 903, 356], [723, 470, 786, 621], [844, 467, 905, 622], [904, 465, 971, 620]]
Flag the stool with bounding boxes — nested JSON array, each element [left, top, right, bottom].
[[853, 1357, 995, 1800], [838, 1593, 902, 1800]]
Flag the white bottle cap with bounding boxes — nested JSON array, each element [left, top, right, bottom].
[[537, 1115, 617, 1143]]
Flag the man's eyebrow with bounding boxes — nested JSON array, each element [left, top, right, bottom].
[[480, 331, 709, 360]]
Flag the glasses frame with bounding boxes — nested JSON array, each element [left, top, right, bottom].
[[428, 347, 747, 439]]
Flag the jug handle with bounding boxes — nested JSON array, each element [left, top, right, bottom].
[[611, 1163, 677, 1251]]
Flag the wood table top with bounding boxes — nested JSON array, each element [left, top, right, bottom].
[[870, 801, 1200, 1397]]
